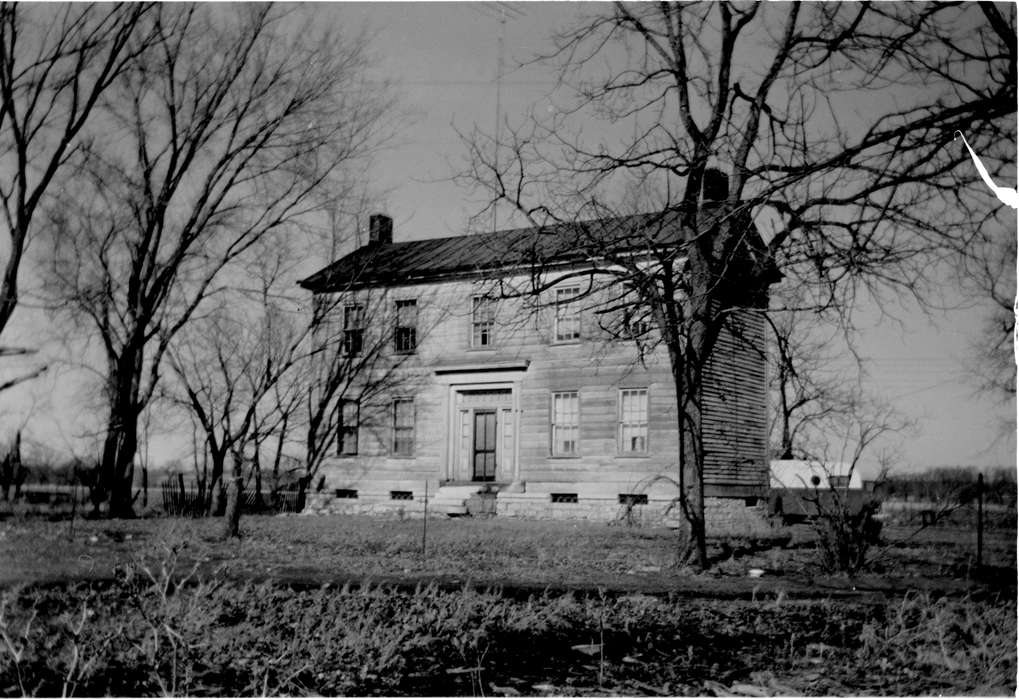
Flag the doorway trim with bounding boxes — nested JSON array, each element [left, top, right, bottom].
[[436, 368, 525, 484]]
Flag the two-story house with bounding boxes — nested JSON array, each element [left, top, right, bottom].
[[298, 208, 773, 534]]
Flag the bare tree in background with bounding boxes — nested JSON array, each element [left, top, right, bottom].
[[42, 4, 389, 518], [167, 293, 306, 539], [766, 306, 862, 461], [960, 225, 1016, 406], [461, 3, 1015, 568], [0, 3, 152, 389]]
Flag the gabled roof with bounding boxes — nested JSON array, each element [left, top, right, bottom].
[[299, 207, 756, 293]]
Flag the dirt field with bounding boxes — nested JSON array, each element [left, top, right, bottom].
[[1, 514, 1015, 696]]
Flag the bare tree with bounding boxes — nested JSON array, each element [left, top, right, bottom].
[[959, 224, 1016, 405], [43, 4, 389, 518], [167, 294, 306, 538], [460, 3, 1015, 568], [0, 3, 151, 388], [301, 288, 434, 489], [765, 306, 863, 461]]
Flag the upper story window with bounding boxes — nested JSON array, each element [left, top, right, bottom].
[[338, 399, 359, 456], [618, 388, 649, 454], [392, 397, 415, 456], [394, 299, 417, 354], [554, 287, 581, 342], [342, 304, 364, 356], [471, 296, 495, 348], [625, 310, 652, 339], [551, 391, 579, 456]]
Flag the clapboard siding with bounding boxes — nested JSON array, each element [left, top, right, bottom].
[[700, 309, 769, 492], [316, 274, 765, 497]]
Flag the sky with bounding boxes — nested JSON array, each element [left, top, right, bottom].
[[336, 2, 1016, 473], [0, 2, 1014, 475]]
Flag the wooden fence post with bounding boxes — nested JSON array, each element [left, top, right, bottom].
[[422, 480, 428, 558], [976, 472, 984, 568]]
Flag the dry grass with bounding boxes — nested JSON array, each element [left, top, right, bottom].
[[1, 514, 1014, 592], [0, 571, 1013, 696], [1, 514, 1015, 696], [0, 515, 706, 588]]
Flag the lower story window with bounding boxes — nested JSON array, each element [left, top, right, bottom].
[[551, 391, 579, 456], [619, 388, 648, 454], [338, 399, 359, 456], [392, 398, 415, 456]]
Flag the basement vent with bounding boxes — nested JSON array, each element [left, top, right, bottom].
[[550, 493, 578, 504], [618, 493, 648, 506], [335, 489, 358, 499], [390, 490, 414, 501], [744, 496, 759, 507]]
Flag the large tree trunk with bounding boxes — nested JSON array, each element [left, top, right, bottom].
[[252, 454, 264, 510], [1, 431, 21, 502], [96, 348, 144, 518], [102, 411, 139, 518], [661, 235, 725, 571], [207, 451, 227, 516], [221, 453, 244, 539], [270, 413, 288, 506], [667, 333, 709, 571]]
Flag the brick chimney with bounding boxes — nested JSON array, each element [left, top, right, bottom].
[[368, 213, 393, 245], [701, 168, 729, 202]]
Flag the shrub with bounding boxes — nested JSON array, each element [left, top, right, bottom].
[[812, 497, 883, 574]]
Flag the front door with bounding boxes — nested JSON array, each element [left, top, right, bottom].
[[472, 410, 497, 481]]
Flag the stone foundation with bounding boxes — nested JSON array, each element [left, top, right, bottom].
[[302, 492, 428, 519], [495, 492, 675, 525], [703, 497, 773, 537], [303, 488, 773, 536], [497, 493, 771, 536]]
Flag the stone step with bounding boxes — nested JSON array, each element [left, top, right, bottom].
[[428, 502, 468, 515], [427, 485, 486, 516]]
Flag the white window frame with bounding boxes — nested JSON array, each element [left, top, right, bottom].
[[618, 388, 649, 455], [392, 397, 416, 457], [551, 391, 580, 456], [338, 399, 359, 456], [471, 295, 495, 348], [342, 304, 365, 356], [394, 299, 418, 354], [554, 286, 581, 342]]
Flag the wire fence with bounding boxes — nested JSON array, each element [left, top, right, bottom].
[[160, 477, 302, 517], [0, 480, 303, 518], [878, 499, 1016, 530]]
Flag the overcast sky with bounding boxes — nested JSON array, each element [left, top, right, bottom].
[[0, 2, 1014, 474], [342, 2, 1015, 473]]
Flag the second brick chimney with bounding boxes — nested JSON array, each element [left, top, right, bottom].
[[369, 213, 393, 245], [701, 168, 729, 202]]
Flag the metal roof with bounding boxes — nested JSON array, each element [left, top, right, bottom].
[[299, 208, 751, 293]]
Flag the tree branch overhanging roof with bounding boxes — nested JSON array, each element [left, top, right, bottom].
[[300, 206, 766, 293]]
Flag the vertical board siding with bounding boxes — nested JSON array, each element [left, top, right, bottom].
[[700, 309, 769, 491]]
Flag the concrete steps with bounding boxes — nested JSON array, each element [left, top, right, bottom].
[[428, 484, 485, 516]]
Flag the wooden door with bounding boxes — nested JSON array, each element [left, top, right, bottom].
[[472, 410, 497, 482]]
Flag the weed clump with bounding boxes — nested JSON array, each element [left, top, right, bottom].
[[1, 573, 1014, 696]]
